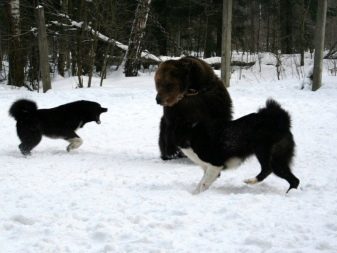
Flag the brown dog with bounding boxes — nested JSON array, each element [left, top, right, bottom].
[[155, 56, 233, 160]]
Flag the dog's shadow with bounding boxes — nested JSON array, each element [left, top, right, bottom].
[[211, 183, 285, 196], [160, 157, 194, 165]]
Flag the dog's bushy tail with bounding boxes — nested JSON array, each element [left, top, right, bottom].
[[9, 99, 38, 121], [258, 99, 291, 131]]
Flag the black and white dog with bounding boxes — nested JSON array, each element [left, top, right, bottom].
[[176, 99, 300, 194], [9, 99, 107, 155]]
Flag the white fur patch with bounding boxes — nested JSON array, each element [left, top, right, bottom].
[[77, 121, 83, 130], [225, 157, 243, 169], [180, 148, 223, 194], [193, 165, 223, 194], [66, 137, 83, 151], [244, 177, 258, 184], [180, 148, 210, 171]]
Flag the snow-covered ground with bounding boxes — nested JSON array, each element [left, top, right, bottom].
[[0, 67, 337, 253]]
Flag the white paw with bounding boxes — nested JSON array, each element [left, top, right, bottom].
[[193, 183, 209, 195], [244, 177, 258, 184]]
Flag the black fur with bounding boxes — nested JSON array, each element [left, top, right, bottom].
[[9, 99, 107, 155], [177, 99, 300, 193], [156, 56, 232, 160]]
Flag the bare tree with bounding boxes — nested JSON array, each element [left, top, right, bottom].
[[57, 0, 69, 77], [221, 0, 232, 88], [312, 0, 328, 91], [124, 0, 152, 77], [6, 0, 24, 87], [36, 6, 51, 93]]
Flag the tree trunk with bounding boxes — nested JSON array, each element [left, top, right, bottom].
[[266, 13, 270, 52], [312, 0, 328, 91], [256, 2, 262, 53], [221, 0, 232, 88], [250, 0, 256, 53], [58, 0, 69, 77], [124, 0, 152, 77], [280, 0, 293, 54], [6, 0, 25, 87], [0, 31, 2, 72], [203, 0, 215, 58], [36, 6, 52, 93], [299, 0, 307, 66], [76, 0, 87, 88]]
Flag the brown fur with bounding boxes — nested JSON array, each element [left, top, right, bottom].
[[155, 56, 233, 160]]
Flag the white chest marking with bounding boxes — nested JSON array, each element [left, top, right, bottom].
[[180, 148, 213, 171]]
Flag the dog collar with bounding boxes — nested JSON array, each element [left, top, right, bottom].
[[185, 89, 199, 96]]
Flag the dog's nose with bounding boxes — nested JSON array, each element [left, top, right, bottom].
[[156, 95, 162, 104]]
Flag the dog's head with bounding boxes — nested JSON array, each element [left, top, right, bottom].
[[85, 101, 108, 124], [96, 106, 108, 124], [154, 60, 191, 107]]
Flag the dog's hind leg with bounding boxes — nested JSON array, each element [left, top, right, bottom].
[[65, 132, 83, 152], [271, 135, 299, 192], [244, 148, 272, 185], [17, 122, 42, 156], [193, 165, 222, 194], [272, 165, 300, 193], [19, 135, 42, 156]]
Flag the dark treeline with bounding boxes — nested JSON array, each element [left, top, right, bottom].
[[0, 0, 336, 89]]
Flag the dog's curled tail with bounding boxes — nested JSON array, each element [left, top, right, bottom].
[[258, 99, 291, 131], [9, 99, 38, 121]]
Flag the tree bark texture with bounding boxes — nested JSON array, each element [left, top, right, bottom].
[[221, 0, 232, 88], [6, 0, 25, 87], [312, 0, 328, 91], [124, 0, 151, 77], [36, 6, 51, 93]]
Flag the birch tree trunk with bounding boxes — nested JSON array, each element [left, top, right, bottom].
[[6, 0, 25, 87], [124, 0, 151, 77]]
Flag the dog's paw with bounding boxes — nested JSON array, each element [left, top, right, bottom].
[[161, 155, 173, 160], [244, 177, 258, 184], [19, 145, 31, 156], [21, 151, 31, 156], [161, 150, 186, 160], [193, 183, 209, 195]]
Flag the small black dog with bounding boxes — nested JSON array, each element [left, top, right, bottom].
[[9, 99, 108, 155], [177, 99, 300, 194]]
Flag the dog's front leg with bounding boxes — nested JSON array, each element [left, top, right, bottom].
[[66, 137, 83, 152], [193, 165, 222, 194]]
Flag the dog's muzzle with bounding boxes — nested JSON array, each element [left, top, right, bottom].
[[156, 94, 162, 105]]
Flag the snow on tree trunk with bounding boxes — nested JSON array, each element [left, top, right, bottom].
[[124, 0, 152, 77], [6, 0, 24, 87]]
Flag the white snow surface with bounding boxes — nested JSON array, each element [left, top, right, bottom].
[[1, 70, 337, 253]]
